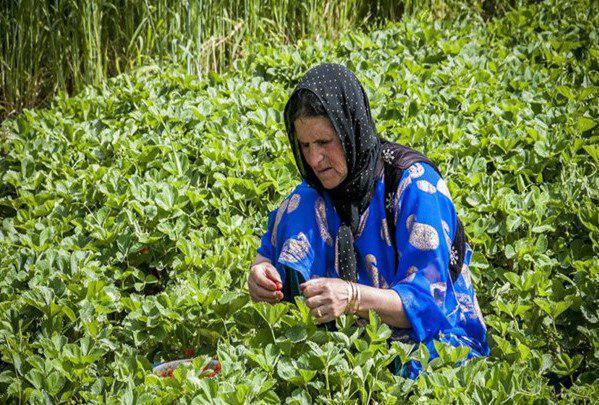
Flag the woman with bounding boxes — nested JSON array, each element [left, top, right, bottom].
[[248, 63, 489, 378]]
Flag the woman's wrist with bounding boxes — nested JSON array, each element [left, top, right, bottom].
[[343, 281, 351, 314], [352, 284, 410, 328], [343, 281, 352, 314], [351, 282, 361, 313], [252, 253, 270, 268], [343, 281, 361, 315]]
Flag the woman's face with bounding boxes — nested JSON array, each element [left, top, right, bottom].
[[295, 116, 348, 189]]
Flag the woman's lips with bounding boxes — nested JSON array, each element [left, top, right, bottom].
[[318, 168, 332, 174]]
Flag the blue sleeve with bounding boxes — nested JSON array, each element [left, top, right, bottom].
[[390, 163, 457, 342], [256, 184, 330, 282], [257, 208, 277, 262]]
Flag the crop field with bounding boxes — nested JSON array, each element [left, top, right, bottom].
[[0, 0, 597, 403]]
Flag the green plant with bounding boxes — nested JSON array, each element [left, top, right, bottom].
[[0, 0, 597, 402]]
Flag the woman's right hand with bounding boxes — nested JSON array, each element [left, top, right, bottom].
[[248, 259, 284, 304]]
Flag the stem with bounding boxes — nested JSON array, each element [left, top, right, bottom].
[[552, 318, 561, 354], [366, 369, 378, 404], [221, 318, 231, 342], [325, 364, 331, 400]]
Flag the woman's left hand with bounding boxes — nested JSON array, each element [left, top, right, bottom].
[[300, 278, 351, 324]]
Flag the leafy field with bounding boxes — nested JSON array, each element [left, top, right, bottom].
[[1, 0, 403, 120], [0, 0, 597, 402]]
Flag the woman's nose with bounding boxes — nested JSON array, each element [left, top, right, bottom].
[[306, 146, 324, 168]]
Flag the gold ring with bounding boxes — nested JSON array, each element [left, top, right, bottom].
[[316, 308, 322, 318]]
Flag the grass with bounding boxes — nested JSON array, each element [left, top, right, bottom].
[[0, 0, 529, 121], [0, 0, 405, 121]]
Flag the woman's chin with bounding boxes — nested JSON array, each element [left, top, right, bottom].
[[320, 178, 340, 189], [317, 172, 347, 189]]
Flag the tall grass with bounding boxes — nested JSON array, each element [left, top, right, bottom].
[[0, 0, 405, 120], [0, 0, 529, 120]]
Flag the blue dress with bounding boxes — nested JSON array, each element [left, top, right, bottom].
[[257, 162, 490, 378]]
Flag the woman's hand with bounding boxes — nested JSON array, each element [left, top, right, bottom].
[[248, 259, 284, 304], [300, 278, 351, 324]]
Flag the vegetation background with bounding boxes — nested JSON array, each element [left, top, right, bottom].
[[3, 0, 528, 121], [0, 0, 597, 403]]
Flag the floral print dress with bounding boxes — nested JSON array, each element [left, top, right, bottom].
[[257, 162, 490, 378]]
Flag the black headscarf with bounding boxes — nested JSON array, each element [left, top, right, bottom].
[[283, 63, 382, 282], [283, 63, 467, 286]]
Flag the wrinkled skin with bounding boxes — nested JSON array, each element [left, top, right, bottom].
[[295, 116, 348, 190]]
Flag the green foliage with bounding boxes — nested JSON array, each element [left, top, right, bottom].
[[0, 0, 544, 121], [0, 0, 597, 402], [0, 0, 404, 120]]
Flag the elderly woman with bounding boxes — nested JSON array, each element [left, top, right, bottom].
[[248, 63, 489, 377]]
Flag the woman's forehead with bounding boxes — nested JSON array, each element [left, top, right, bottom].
[[295, 116, 337, 140]]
